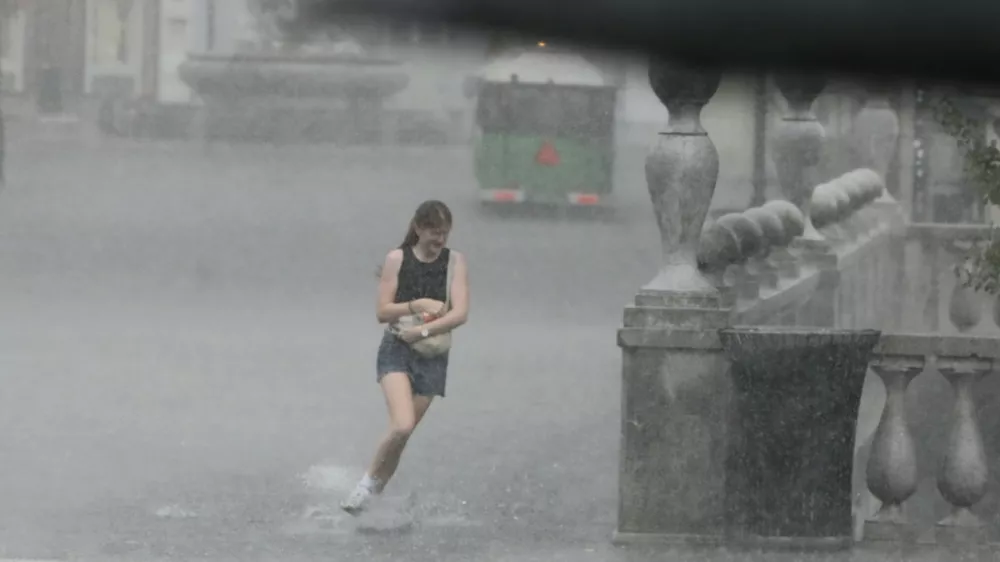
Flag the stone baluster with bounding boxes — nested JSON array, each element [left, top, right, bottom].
[[743, 206, 783, 290], [948, 242, 983, 333], [853, 81, 900, 203], [696, 219, 742, 306], [716, 213, 763, 300], [638, 60, 723, 307], [771, 74, 827, 242], [826, 181, 854, 243], [761, 199, 805, 278], [842, 171, 874, 234], [848, 169, 884, 234], [832, 175, 865, 240], [857, 167, 901, 224], [993, 295, 1000, 329], [864, 353, 924, 541], [857, 171, 882, 222], [935, 356, 993, 544], [948, 284, 982, 333], [806, 183, 839, 247]]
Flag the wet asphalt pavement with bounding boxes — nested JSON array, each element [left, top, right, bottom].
[[0, 136, 992, 562], [0, 137, 651, 561]]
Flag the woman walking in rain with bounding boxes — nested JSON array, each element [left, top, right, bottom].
[[341, 200, 470, 515]]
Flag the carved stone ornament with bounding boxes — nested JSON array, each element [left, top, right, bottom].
[[642, 59, 722, 301], [771, 74, 827, 210], [935, 357, 992, 541], [853, 82, 901, 202], [864, 354, 923, 541]]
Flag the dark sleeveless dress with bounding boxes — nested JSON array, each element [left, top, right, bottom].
[[376, 246, 451, 397]]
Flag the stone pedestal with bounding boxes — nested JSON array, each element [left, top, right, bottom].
[[615, 59, 734, 546], [615, 323, 732, 545]]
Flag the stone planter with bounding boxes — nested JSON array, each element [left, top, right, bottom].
[[718, 326, 881, 549]]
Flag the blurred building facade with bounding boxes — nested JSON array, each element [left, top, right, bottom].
[[5, 1, 985, 227], [0, 1, 484, 129], [2, 0, 86, 112]]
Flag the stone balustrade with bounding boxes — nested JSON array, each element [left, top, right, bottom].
[[864, 334, 1000, 545], [849, 225, 1000, 549], [627, 167, 902, 326], [616, 59, 1000, 554], [905, 223, 1000, 335]]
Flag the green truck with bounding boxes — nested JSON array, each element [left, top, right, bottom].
[[472, 46, 620, 209]]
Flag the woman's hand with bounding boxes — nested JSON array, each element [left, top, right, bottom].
[[411, 298, 446, 316], [398, 326, 426, 343]]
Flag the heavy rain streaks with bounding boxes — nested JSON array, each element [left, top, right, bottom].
[[0, 132, 658, 561], [0, 3, 951, 561]]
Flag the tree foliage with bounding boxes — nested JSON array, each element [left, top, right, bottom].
[[932, 94, 1000, 294]]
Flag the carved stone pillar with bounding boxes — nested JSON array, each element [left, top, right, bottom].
[[864, 354, 924, 542], [771, 74, 827, 222], [639, 60, 723, 307], [853, 82, 901, 203], [935, 357, 993, 544]]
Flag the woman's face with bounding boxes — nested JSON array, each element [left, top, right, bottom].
[[416, 223, 451, 253]]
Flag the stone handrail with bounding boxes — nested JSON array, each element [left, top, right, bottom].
[[624, 167, 902, 333]]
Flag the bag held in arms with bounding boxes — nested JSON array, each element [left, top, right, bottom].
[[390, 250, 456, 358]]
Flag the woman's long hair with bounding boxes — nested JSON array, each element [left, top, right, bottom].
[[399, 200, 453, 248], [376, 200, 454, 278]]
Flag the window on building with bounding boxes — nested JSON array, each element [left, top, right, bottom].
[[91, 0, 131, 65]]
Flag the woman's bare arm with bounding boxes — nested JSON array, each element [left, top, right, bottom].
[[376, 250, 413, 324], [423, 251, 469, 335]]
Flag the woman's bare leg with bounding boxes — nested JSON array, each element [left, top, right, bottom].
[[367, 372, 433, 490], [342, 372, 434, 514]]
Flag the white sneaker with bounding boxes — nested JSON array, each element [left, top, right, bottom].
[[340, 484, 375, 516]]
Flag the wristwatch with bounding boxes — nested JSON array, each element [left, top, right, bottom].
[[420, 328, 429, 338]]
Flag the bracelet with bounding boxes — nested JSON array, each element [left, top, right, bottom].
[[408, 301, 415, 314]]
